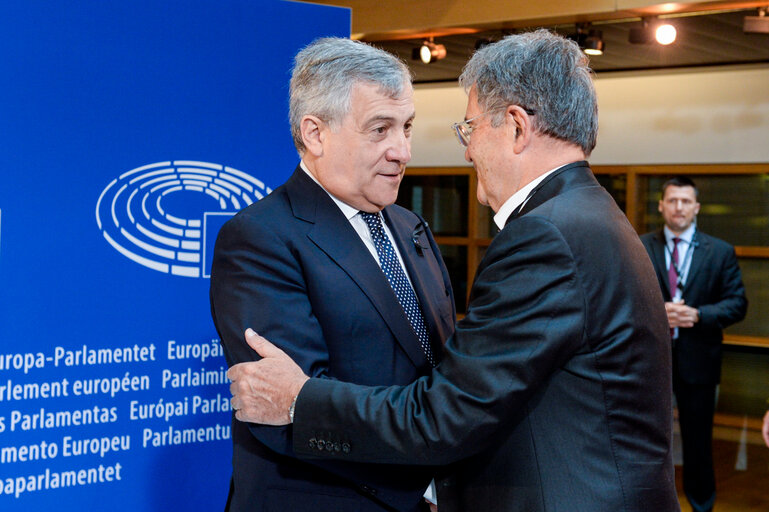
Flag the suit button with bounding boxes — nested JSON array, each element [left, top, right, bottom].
[[342, 443, 350, 453], [317, 439, 325, 450], [308, 438, 316, 449], [333, 442, 341, 452], [360, 485, 377, 496]]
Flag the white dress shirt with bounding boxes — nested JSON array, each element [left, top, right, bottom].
[[493, 165, 563, 230]]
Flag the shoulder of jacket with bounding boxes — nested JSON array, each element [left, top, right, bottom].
[[222, 189, 291, 233], [696, 230, 733, 251]]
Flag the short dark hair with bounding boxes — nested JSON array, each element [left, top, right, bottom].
[[662, 176, 698, 198]]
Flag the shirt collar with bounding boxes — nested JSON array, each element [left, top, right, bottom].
[[493, 165, 563, 230], [300, 161, 360, 221], [664, 223, 696, 245]]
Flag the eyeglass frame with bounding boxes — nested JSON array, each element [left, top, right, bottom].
[[451, 106, 536, 147]]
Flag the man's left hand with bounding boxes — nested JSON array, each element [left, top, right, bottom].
[[227, 329, 310, 425], [665, 301, 699, 328]]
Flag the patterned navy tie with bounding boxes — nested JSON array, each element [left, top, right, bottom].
[[360, 212, 435, 367]]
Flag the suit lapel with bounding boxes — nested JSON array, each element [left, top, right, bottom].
[[507, 161, 592, 223], [682, 231, 707, 293], [649, 230, 672, 298], [285, 168, 428, 369]]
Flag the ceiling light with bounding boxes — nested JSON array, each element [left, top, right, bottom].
[[744, 7, 769, 34], [571, 23, 605, 56], [582, 30, 605, 55], [413, 38, 446, 64], [629, 18, 676, 45], [655, 23, 677, 45]]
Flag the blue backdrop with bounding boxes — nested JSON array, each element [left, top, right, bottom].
[[0, 1, 349, 510]]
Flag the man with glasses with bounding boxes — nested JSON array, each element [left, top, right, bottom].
[[641, 176, 746, 512], [227, 30, 679, 511], [210, 37, 455, 512]]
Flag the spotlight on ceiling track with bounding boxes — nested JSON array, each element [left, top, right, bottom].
[[629, 18, 676, 45], [655, 23, 677, 45], [629, 18, 654, 44], [412, 38, 446, 64], [571, 23, 605, 56], [744, 7, 769, 34]]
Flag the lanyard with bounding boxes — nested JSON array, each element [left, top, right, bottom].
[[665, 231, 697, 290]]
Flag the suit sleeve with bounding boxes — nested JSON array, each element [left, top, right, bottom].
[[696, 244, 747, 331], [210, 212, 330, 456], [292, 216, 585, 465]]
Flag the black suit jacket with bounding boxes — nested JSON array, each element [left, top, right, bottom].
[[292, 162, 679, 511], [640, 229, 747, 384], [210, 166, 456, 512]]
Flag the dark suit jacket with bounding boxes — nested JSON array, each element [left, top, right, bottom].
[[210, 166, 456, 512], [640, 229, 747, 384], [292, 162, 679, 512]]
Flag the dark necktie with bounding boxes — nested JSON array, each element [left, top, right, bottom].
[[360, 212, 435, 367], [668, 237, 680, 338], [668, 237, 680, 296]]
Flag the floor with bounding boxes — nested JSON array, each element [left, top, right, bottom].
[[675, 424, 769, 512]]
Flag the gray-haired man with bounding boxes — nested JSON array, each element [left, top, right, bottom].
[[210, 38, 455, 512]]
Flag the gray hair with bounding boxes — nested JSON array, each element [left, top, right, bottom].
[[289, 37, 412, 154], [459, 29, 598, 155]]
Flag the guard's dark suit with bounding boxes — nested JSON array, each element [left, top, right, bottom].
[[641, 228, 747, 510]]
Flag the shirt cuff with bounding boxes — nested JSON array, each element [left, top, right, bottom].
[[423, 479, 437, 505]]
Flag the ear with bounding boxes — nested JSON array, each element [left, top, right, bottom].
[[507, 105, 533, 154], [693, 201, 701, 216], [300, 115, 325, 157], [658, 200, 664, 214]]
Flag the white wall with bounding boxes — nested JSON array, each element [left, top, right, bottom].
[[410, 64, 769, 167]]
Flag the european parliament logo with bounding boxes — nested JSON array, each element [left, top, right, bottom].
[[96, 161, 270, 278]]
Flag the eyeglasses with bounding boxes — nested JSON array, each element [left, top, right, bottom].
[[451, 111, 492, 148], [451, 107, 536, 147]]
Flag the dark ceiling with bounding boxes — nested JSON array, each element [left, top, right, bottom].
[[370, 9, 769, 83]]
